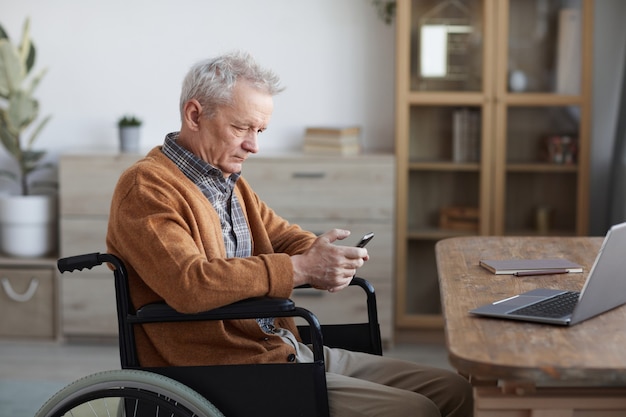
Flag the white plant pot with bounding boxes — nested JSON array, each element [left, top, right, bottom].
[[0, 195, 58, 258], [119, 126, 141, 153]]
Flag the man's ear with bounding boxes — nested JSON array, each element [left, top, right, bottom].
[[182, 99, 202, 131]]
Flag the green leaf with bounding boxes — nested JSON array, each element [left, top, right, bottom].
[[7, 89, 38, 133], [0, 119, 20, 158], [0, 39, 24, 97], [0, 111, 19, 148], [0, 169, 17, 181], [26, 114, 51, 148], [24, 41, 35, 74], [118, 115, 142, 126], [18, 18, 34, 74], [30, 179, 57, 191], [35, 161, 54, 171], [22, 149, 45, 175], [26, 67, 47, 96], [0, 23, 8, 41]]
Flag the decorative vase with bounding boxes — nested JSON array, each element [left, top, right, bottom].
[[119, 126, 141, 153], [0, 194, 58, 257], [509, 70, 528, 92]]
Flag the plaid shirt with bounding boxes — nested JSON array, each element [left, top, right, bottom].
[[162, 133, 275, 333], [162, 132, 251, 258]]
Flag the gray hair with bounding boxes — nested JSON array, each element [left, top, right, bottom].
[[179, 51, 284, 121]]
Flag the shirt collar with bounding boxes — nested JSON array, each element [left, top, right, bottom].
[[162, 132, 240, 187]]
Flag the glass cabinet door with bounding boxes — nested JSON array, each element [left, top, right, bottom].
[[396, 0, 490, 326], [411, 0, 486, 92], [493, 0, 590, 236], [506, 0, 582, 95]]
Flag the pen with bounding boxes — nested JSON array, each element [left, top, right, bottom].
[[514, 269, 569, 277]]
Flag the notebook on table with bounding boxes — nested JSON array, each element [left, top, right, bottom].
[[479, 258, 583, 275], [470, 222, 626, 326]]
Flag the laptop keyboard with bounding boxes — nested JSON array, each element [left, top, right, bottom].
[[508, 291, 581, 318]]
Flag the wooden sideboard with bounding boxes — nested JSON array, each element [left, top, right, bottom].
[[243, 153, 395, 343], [0, 256, 58, 339], [59, 152, 395, 343], [59, 153, 141, 338]]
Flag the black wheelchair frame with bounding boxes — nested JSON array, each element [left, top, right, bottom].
[[52, 252, 383, 417]]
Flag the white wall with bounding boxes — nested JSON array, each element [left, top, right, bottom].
[[4, 1, 625, 235], [0, 0, 395, 183]]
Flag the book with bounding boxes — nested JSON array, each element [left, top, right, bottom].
[[303, 125, 362, 155], [303, 134, 360, 147], [479, 258, 583, 275], [452, 108, 480, 163], [303, 143, 361, 155], [304, 126, 361, 136], [452, 109, 468, 162]]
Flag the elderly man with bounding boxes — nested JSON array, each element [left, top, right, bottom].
[[106, 51, 473, 417]]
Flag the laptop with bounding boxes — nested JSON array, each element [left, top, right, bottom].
[[470, 222, 626, 326]]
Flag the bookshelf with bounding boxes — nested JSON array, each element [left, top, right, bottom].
[[394, 0, 593, 328]]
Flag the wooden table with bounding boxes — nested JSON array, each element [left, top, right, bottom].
[[436, 236, 626, 416]]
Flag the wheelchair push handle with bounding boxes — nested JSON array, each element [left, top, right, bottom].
[[57, 252, 125, 274], [57, 252, 102, 273]]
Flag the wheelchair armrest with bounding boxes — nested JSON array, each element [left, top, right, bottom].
[[134, 297, 296, 322], [129, 296, 324, 363], [58, 253, 378, 366]]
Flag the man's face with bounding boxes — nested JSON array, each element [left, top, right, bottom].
[[195, 81, 274, 177]]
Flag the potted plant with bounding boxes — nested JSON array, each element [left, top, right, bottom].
[[117, 114, 142, 153], [372, 0, 396, 24], [0, 18, 55, 257]]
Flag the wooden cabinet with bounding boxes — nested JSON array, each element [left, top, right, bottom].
[[0, 256, 58, 338], [395, 0, 593, 328], [243, 153, 395, 344], [59, 152, 395, 343]]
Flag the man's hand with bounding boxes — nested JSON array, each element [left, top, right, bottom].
[[291, 229, 369, 292]]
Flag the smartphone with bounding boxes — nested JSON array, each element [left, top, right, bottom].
[[356, 232, 375, 248]]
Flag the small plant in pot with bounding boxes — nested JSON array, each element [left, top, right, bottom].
[[118, 114, 142, 153], [0, 18, 56, 257]]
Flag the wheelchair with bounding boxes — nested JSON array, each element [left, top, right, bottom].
[[36, 252, 383, 417]]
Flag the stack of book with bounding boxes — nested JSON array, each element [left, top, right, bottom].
[[303, 126, 362, 155]]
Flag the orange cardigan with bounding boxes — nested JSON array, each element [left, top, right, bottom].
[[106, 147, 316, 366]]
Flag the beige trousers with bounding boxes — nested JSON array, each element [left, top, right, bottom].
[[278, 329, 473, 417]]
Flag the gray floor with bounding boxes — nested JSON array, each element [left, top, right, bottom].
[[0, 336, 451, 416]]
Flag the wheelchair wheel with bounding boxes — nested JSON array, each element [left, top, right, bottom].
[[34, 369, 224, 417]]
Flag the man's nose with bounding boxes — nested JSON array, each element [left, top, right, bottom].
[[243, 131, 259, 153]]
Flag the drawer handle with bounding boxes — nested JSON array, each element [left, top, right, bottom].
[[292, 172, 326, 179], [1, 277, 39, 302]]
